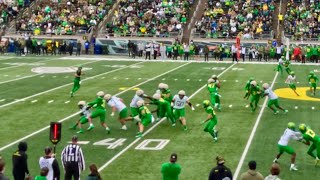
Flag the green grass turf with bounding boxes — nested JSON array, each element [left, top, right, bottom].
[[239, 64, 320, 180], [0, 57, 320, 180]]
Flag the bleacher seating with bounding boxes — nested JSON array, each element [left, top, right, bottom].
[[193, 0, 274, 39]]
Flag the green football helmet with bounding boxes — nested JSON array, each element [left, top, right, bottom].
[[203, 100, 210, 108]]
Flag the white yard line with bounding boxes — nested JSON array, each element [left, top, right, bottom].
[[0, 60, 98, 85], [0, 58, 55, 71], [0, 62, 190, 151], [233, 72, 279, 179], [0, 61, 144, 109], [98, 63, 236, 172]]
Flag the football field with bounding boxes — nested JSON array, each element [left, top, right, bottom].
[[0, 55, 320, 180]]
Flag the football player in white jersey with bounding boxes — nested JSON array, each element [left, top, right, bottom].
[[104, 94, 128, 130], [129, 89, 145, 117], [285, 71, 299, 96], [273, 122, 302, 171], [262, 83, 288, 114], [69, 101, 92, 133], [172, 90, 195, 131]]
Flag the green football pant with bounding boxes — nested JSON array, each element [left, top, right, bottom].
[[277, 65, 283, 75], [278, 144, 295, 155], [210, 93, 221, 108], [90, 108, 106, 122], [159, 106, 175, 124], [204, 120, 217, 138], [285, 67, 291, 74], [250, 96, 260, 110], [307, 141, 320, 159], [71, 79, 80, 94]]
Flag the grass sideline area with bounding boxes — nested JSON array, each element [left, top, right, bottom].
[[0, 55, 319, 180]]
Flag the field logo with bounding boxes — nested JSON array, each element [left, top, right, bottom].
[[4, 62, 45, 66], [31, 67, 92, 74], [275, 87, 320, 102]]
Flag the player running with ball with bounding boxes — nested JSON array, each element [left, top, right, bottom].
[[172, 90, 195, 131], [201, 100, 218, 142], [262, 83, 288, 114], [273, 122, 301, 171], [285, 71, 299, 96], [298, 124, 320, 166]]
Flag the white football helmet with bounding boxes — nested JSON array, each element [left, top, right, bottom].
[[208, 78, 214, 83], [96, 91, 105, 97], [178, 90, 186, 96], [262, 83, 269, 89], [158, 83, 165, 89], [104, 94, 112, 101], [211, 74, 217, 79], [250, 81, 257, 86], [136, 89, 144, 96], [163, 84, 169, 89], [77, 101, 86, 106], [153, 93, 161, 100]]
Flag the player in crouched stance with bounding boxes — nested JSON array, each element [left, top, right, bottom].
[[133, 100, 154, 138], [273, 122, 301, 171], [298, 124, 320, 166], [104, 94, 128, 130], [172, 90, 195, 131], [262, 83, 288, 114], [201, 100, 218, 142], [86, 91, 110, 133], [69, 101, 91, 133]]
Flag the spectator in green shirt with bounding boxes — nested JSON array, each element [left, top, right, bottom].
[[161, 153, 181, 180]]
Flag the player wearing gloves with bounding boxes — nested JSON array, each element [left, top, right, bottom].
[[207, 78, 221, 111], [201, 100, 218, 142], [86, 91, 110, 133], [262, 83, 288, 114], [104, 94, 128, 130], [243, 77, 254, 99], [299, 124, 320, 166], [69, 101, 92, 133], [308, 71, 318, 96], [249, 81, 261, 112], [172, 90, 195, 131], [285, 71, 299, 96], [134, 100, 154, 138], [273, 122, 301, 171]]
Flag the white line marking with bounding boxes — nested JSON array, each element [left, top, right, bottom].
[[0, 60, 97, 85], [98, 63, 235, 172], [0, 62, 190, 151], [199, 79, 202, 81], [245, 105, 249, 108], [187, 79, 190, 81], [260, 80, 263, 83], [0, 99, 5, 102], [295, 106, 298, 109], [229, 105, 233, 108], [125, 78, 129, 80], [297, 82, 300, 84], [48, 100, 54, 104], [101, 77, 105, 79], [223, 80, 226, 82], [0, 62, 145, 109], [4, 75, 8, 77], [138, 78, 141, 80], [64, 76, 69, 78], [312, 106, 315, 110], [65, 101, 70, 104], [233, 72, 279, 179], [16, 75, 21, 77], [31, 100, 38, 103], [196, 104, 200, 107], [162, 78, 166, 81], [174, 79, 178, 81], [235, 80, 239, 82], [113, 77, 117, 79]]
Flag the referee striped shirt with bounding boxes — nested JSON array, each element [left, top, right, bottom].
[[61, 144, 85, 171]]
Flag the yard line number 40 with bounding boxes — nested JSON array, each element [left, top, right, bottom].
[[93, 138, 170, 151]]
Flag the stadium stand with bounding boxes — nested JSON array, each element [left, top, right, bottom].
[[192, 0, 275, 39], [104, 0, 192, 37], [284, 0, 320, 41], [13, 0, 114, 35]]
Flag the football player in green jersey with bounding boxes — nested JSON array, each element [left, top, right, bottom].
[[308, 71, 318, 96], [283, 60, 292, 75], [69, 101, 91, 133], [244, 77, 254, 99], [207, 78, 221, 111], [201, 100, 218, 142], [86, 91, 110, 133], [161, 84, 173, 103], [299, 124, 320, 165], [133, 100, 154, 138], [149, 93, 176, 126], [249, 81, 261, 112], [70, 67, 84, 97]]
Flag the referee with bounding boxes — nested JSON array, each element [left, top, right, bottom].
[[61, 136, 85, 180]]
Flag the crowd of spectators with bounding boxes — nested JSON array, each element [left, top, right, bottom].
[[284, 0, 320, 40], [105, 0, 193, 37], [194, 0, 275, 39], [15, 0, 114, 35], [0, 0, 34, 30]]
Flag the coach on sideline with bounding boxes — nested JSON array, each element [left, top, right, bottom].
[[61, 136, 85, 180]]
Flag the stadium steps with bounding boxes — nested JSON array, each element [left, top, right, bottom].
[[272, 0, 288, 43], [278, 0, 288, 43], [181, 0, 207, 43]]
